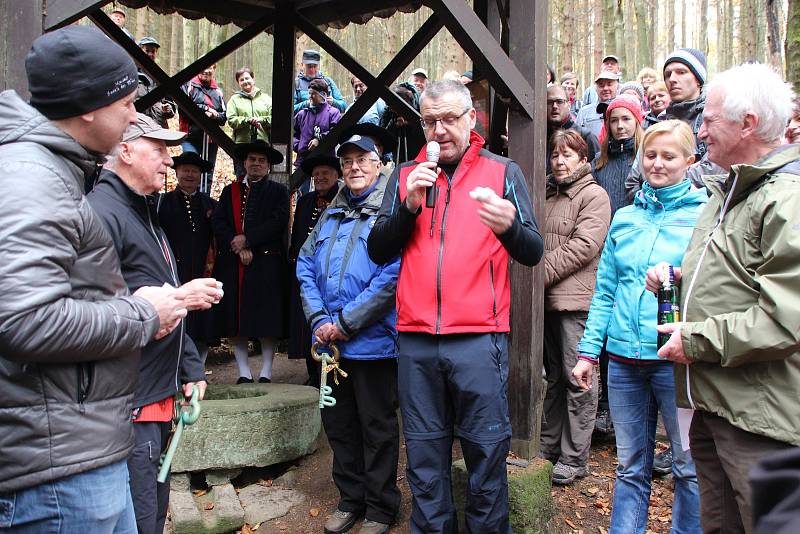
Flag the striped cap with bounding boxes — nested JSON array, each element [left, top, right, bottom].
[[663, 48, 707, 86]]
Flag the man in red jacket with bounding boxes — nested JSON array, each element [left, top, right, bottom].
[[368, 80, 543, 533]]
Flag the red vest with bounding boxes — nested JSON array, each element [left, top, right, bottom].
[[396, 131, 511, 334]]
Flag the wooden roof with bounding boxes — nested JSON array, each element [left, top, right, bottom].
[[115, 0, 423, 30]]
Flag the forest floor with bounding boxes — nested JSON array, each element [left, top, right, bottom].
[[164, 349, 677, 534]]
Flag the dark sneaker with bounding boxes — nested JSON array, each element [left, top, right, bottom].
[[357, 519, 391, 534], [258, 376, 271, 383], [552, 461, 588, 485], [324, 509, 361, 534], [236, 376, 254, 384], [653, 446, 673, 476], [594, 409, 614, 434]]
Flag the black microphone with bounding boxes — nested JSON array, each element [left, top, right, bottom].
[[425, 141, 440, 208]]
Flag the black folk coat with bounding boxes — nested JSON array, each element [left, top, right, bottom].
[[212, 177, 290, 338], [159, 189, 217, 343]]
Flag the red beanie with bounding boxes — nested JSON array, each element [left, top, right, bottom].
[[598, 94, 645, 144]]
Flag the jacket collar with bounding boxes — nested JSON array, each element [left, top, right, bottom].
[[329, 173, 388, 214], [546, 163, 594, 198], [412, 130, 486, 183], [96, 168, 160, 224], [665, 91, 705, 123], [634, 178, 706, 210], [607, 137, 636, 155], [715, 144, 800, 204]]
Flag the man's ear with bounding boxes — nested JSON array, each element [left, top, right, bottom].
[[740, 111, 759, 140], [117, 142, 135, 165]]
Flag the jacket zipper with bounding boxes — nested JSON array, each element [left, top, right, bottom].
[[435, 185, 452, 334], [145, 201, 183, 391], [681, 175, 739, 410], [76, 363, 87, 411], [489, 260, 498, 326]]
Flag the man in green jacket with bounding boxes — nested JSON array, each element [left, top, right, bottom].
[[650, 63, 800, 533]]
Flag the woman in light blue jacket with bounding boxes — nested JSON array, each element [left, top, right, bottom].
[[572, 120, 706, 534]]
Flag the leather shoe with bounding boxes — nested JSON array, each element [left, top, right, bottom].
[[236, 376, 254, 384], [357, 519, 390, 534], [258, 376, 271, 383], [324, 509, 360, 534]]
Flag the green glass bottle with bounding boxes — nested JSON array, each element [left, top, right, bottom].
[[657, 265, 681, 348]]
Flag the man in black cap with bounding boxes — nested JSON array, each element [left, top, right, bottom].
[[0, 25, 188, 531], [212, 140, 290, 384], [288, 155, 342, 385], [137, 36, 176, 128], [89, 113, 222, 534], [160, 151, 219, 365], [294, 49, 347, 113]]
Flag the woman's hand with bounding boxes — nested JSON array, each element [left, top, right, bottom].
[[572, 359, 595, 391], [645, 261, 682, 294]]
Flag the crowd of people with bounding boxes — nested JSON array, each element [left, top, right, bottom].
[[1, 14, 800, 534]]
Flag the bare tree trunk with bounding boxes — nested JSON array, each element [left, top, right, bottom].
[[725, 0, 735, 68], [667, 0, 675, 51], [634, 0, 652, 72], [767, 0, 784, 70], [787, 0, 800, 90], [680, 0, 686, 47], [648, 0, 657, 67], [698, 0, 709, 52], [624, 0, 637, 75], [614, 0, 627, 72], [741, 0, 758, 62], [594, 0, 605, 73]]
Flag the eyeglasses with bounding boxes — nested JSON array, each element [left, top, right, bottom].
[[547, 98, 567, 106], [420, 108, 471, 130], [341, 156, 380, 169]]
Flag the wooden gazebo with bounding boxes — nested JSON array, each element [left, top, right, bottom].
[[1, 0, 548, 460]]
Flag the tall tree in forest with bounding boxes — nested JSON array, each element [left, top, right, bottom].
[[741, 0, 758, 62], [667, 1, 676, 51], [679, 0, 686, 46], [613, 0, 627, 71], [698, 0, 709, 53], [787, 0, 800, 90], [767, 0, 785, 70], [634, 0, 652, 70], [593, 0, 605, 73]]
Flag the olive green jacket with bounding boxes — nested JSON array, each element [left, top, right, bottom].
[[676, 144, 800, 446], [227, 89, 272, 143]]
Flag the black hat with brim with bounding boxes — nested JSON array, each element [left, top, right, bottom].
[[300, 155, 342, 176], [339, 123, 397, 155], [233, 140, 284, 164], [171, 151, 213, 172]]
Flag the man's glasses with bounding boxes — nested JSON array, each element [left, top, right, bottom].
[[341, 156, 380, 169], [547, 99, 567, 106], [420, 108, 471, 130]]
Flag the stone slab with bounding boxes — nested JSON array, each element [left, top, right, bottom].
[[452, 457, 554, 533], [171, 383, 321, 472], [238, 484, 306, 525]]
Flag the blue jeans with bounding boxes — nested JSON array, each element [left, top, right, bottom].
[[607, 359, 701, 534], [0, 460, 136, 533]]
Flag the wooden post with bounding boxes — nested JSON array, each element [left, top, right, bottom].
[[0, 0, 43, 98], [270, 1, 295, 179], [506, 0, 547, 460]]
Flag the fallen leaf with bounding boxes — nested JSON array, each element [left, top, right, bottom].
[[575, 511, 583, 520], [598, 527, 607, 534], [252, 523, 260, 531], [203, 502, 214, 510], [310, 508, 320, 517], [565, 518, 577, 529], [192, 489, 208, 497]]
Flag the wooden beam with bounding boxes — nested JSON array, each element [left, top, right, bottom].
[[428, 0, 534, 119], [89, 9, 236, 156], [136, 9, 275, 110], [487, 0, 510, 154], [506, 0, 547, 460], [1, 0, 44, 98], [270, 1, 295, 171], [288, 14, 443, 189], [44, 0, 107, 30]]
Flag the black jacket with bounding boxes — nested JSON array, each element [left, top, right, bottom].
[[89, 170, 205, 408]]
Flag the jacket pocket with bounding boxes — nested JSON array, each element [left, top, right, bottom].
[[488, 261, 498, 326], [76, 362, 94, 404]]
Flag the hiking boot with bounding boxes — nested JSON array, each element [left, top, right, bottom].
[[594, 408, 614, 434], [357, 519, 391, 534], [552, 461, 588, 485], [324, 509, 360, 534], [653, 446, 673, 476]]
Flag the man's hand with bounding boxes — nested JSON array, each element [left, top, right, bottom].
[[182, 381, 207, 402], [657, 323, 692, 365], [205, 108, 219, 119], [180, 278, 223, 310], [314, 322, 335, 344], [572, 359, 595, 391], [231, 234, 247, 254], [405, 161, 438, 212], [239, 249, 253, 266], [133, 285, 188, 340], [307, 138, 320, 150], [473, 192, 516, 234], [645, 262, 683, 294]]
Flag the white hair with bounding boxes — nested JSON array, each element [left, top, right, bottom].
[[420, 79, 473, 110], [705, 63, 795, 143]]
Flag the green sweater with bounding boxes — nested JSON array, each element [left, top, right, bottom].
[[227, 89, 272, 143]]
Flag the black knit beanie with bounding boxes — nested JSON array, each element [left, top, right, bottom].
[[26, 25, 139, 120]]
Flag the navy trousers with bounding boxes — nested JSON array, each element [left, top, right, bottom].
[[128, 421, 172, 534], [398, 332, 513, 534]]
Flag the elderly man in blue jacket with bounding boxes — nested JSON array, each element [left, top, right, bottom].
[[297, 135, 401, 534]]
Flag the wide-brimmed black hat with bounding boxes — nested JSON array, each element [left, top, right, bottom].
[[171, 151, 212, 172], [338, 123, 397, 155], [233, 140, 284, 164], [300, 155, 342, 176]]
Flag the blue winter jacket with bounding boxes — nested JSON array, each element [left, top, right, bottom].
[[577, 179, 707, 361], [297, 174, 400, 360]]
